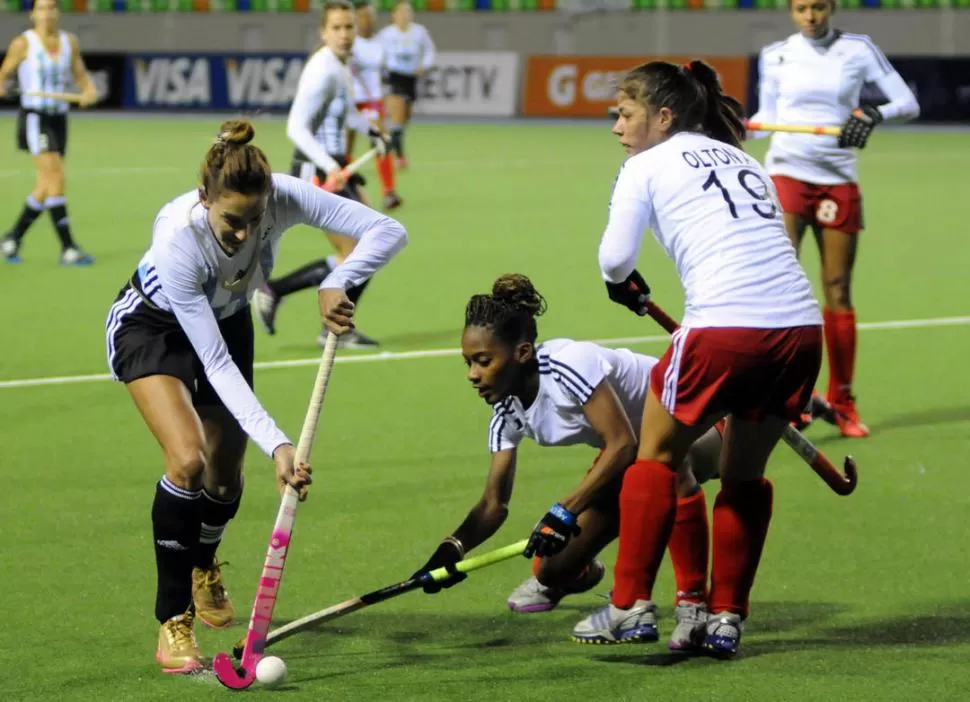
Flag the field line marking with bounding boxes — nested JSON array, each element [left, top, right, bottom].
[[1, 315, 967, 391]]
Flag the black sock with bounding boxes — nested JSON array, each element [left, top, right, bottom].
[[390, 127, 404, 158], [152, 476, 202, 623], [45, 196, 76, 250], [269, 258, 332, 298], [347, 278, 371, 306], [7, 196, 44, 241], [196, 487, 243, 569]]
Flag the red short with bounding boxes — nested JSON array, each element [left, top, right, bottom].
[[771, 175, 864, 234], [355, 100, 384, 122], [649, 326, 822, 425]]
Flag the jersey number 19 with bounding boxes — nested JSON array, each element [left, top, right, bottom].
[[702, 169, 778, 220]]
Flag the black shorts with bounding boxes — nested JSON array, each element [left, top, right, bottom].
[[289, 152, 365, 202], [105, 282, 254, 408], [386, 71, 418, 103], [16, 109, 68, 156]]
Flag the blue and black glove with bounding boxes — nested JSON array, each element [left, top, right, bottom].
[[606, 269, 650, 316], [412, 538, 467, 594], [838, 106, 883, 149], [524, 503, 581, 559]]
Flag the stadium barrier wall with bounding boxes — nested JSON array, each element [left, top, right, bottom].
[[2, 51, 968, 121], [116, 51, 519, 114]]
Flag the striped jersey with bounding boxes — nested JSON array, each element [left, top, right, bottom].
[[377, 23, 435, 76], [109, 173, 407, 457], [18, 30, 72, 114], [286, 46, 371, 173], [488, 339, 657, 454], [750, 30, 919, 184]]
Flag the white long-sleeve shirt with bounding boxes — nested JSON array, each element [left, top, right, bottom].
[[287, 46, 372, 173], [350, 35, 385, 104], [129, 173, 407, 457], [377, 23, 435, 76], [749, 30, 920, 185], [598, 131, 821, 330]]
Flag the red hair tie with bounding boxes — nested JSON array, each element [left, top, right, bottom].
[[683, 61, 692, 72]]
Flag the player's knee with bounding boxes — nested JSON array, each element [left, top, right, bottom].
[[165, 447, 207, 489], [823, 277, 852, 309], [535, 558, 579, 589]]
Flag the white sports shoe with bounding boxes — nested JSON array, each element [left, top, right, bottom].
[[702, 611, 744, 657], [668, 600, 709, 650], [507, 560, 606, 613], [571, 599, 659, 645]]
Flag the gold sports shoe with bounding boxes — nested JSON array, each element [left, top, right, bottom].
[[192, 560, 235, 629], [156, 610, 204, 674]]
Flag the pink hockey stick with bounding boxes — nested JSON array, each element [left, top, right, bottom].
[[213, 331, 340, 690]]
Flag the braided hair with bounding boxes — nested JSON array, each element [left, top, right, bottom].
[[464, 274, 547, 347]]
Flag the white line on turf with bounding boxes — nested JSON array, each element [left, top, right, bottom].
[[0, 315, 967, 392]]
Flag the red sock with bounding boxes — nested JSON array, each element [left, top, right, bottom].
[[612, 459, 678, 609], [532, 556, 542, 577], [823, 307, 857, 406], [376, 154, 396, 194], [667, 490, 709, 604], [708, 479, 774, 619]]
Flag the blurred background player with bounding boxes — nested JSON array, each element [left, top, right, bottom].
[[411, 274, 723, 651], [254, 0, 391, 350], [0, 0, 97, 265], [582, 60, 822, 658], [747, 0, 919, 438], [104, 119, 406, 674], [348, 0, 402, 210], [377, 0, 435, 170]]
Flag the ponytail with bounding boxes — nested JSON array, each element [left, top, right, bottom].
[[683, 60, 746, 149]]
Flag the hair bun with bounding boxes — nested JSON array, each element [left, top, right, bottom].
[[216, 119, 256, 146], [491, 274, 547, 318]]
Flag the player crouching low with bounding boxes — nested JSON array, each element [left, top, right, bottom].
[[410, 274, 723, 650]]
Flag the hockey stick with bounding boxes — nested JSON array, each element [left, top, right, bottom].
[[744, 121, 841, 137], [231, 538, 529, 659], [322, 147, 380, 193], [212, 332, 340, 690], [643, 300, 858, 496]]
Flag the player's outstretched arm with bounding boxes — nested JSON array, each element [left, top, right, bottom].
[[69, 34, 98, 107], [411, 449, 517, 594]]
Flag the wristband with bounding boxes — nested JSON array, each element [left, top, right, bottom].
[[442, 535, 465, 559], [549, 503, 576, 527]]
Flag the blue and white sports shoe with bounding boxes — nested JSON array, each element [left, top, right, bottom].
[[702, 611, 743, 657], [571, 599, 659, 645], [1, 234, 21, 264], [59, 246, 95, 266]]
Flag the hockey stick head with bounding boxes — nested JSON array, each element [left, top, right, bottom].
[[212, 652, 257, 690], [836, 456, 858, 496]]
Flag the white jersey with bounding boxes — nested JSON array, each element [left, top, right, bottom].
[[350, 35, 384, 104], [598, 131, 821, 330], [112, 173, 407, 457], [377, 23, 435, 76], [287, 46, 372, 173], [18, 30, 72, 114], [750, 30, 919, 185], [488, 339, 657, 454]]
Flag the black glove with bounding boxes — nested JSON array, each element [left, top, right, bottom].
[[524, 503, 581, 559], [605, 269, 650, 316], [368, 126, 390, 157], [411, 539, 467, 594], [838, 105, 883, 149]]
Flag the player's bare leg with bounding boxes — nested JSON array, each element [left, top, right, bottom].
[[127, 376, 208, 673], [817, 226, 868, 437], [190, 405, 246, 629], [508, 502, 615, 614], [703, 414, 783, 658]]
